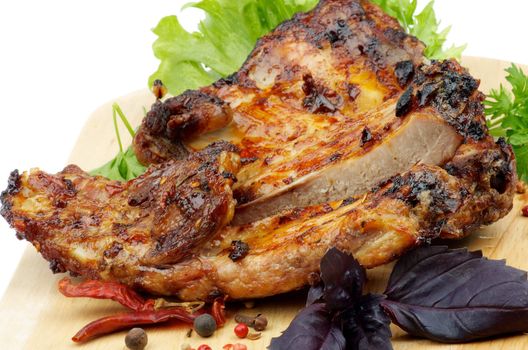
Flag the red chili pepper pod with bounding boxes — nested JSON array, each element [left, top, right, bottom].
[[59, 278, 154, 312], [72, 307, 196, 343]]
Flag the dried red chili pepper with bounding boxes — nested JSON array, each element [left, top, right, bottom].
[[72, 308, 196, 343], [211, 297, 226, 327], [59, 278, 154, 312]]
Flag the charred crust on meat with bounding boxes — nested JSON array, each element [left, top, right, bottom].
[[360, 127, 373, 147], [395, 60, 414, 87], [128, 188, 151, 207], [229, 240, 250, 261], [0, 170, 20, 222], [324, 18, 353, 46], [221, 171, 237, 183], [104, 242, 123, 259], [49, 259, 67, 274], [396, 87, 414, 117], [364, 38, 386, 69], [207, 289, 225, 302], [196, 140, 239, 158], [387, 171, 460, 216], [134, 91, 233, 165], [3, 170, 21, 197], [213, 72, 239, 88], [347, 83, 361, 101], [302, 74, 343, 114], [405, 60, 487, 140]]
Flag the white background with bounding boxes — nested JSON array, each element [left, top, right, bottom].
[[0, 0, 527, 299]]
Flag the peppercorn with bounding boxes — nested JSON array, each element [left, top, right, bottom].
[[223, 344, 247, 350], [234, 313, 268, 331], [522, 205, 528, 217], [125, 328, 148, 350], [253, 314, 268, 331], [193, 314, 217, 337], [234, 323, 249, 338], [197, 345, 212, 350]]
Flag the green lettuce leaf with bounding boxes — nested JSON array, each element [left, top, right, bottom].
[[149, 0, 319, 95]]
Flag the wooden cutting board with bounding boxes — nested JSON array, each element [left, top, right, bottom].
[[1, 57, 527, 350]]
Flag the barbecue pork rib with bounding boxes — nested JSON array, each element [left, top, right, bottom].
[[1, 0, 517, 301]]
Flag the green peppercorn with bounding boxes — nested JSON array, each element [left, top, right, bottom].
[[125, 328, 148, 350], [193, 314, 217, 337]]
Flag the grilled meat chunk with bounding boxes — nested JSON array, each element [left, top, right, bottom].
[[0, 0, 517, 301], [2, 135, 512, 300], [1, 142, 240, 276], [134, 0, 430, 223]]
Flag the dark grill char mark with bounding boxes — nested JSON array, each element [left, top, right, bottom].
[[3, 170, 21, 196], [360, 127, 373, 147], [0, 170, 20, 223], [396, 60, 486, 141], [396, 87, 414, 117], [395, 60, 415, 87], [302, 74, 343, 114], [229, 240, 250, 261]]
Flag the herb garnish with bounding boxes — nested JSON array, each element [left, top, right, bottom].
[[270, 246, 528, 349], [485, 64, 528, 182], [90, 103, 146, 181], [371, 0, 465, 60], [149, 0, 319, 96]]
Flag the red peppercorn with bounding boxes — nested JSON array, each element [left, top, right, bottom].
[[234, 323, 249, 338], [523, 206, 528, 217], [197, 345, 212, 350], [223, 343, 247, 350]]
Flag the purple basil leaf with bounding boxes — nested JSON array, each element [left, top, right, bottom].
[[382, 245, 528, 342], [307, 283, 325, 306], [268, 303, 346, 350], [321, 247, 366, 311], [382, 301, 528, 343], [341, 294, 393, 350]]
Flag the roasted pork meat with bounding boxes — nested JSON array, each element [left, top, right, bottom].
[[1, 142, 240, 274], [1, 0, 517, 301], [133, 0, 446, 224], [1, 64, 516, 300]]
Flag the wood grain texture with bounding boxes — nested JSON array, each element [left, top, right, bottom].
[[1, 57, 527, 349]]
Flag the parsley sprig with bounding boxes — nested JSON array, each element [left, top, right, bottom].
[[485, 64, 528, 181], [90, 104, 146, 181]]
